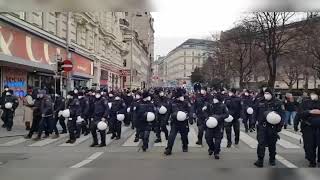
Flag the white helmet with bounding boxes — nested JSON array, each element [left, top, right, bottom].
[[62, 109, 70, 118], [127, 107, 131, 113], [206, 117, 218, 128], [224, 115, 234, 123], [146, 112, 156, 122], [76, 116, 84, 124], [266, 111, 281, 125], [177, 111, 187, 121], [159, 106, 167, 114], [4, 102, 13, 109], [97, 121, 108, 131], [117, 114, 125, 121], [58, 111, 63, 117], [247, 107, 254, 115]]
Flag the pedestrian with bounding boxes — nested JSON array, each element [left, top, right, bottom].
[[23, 88, 34, 130], [65, 91, 82, 144]]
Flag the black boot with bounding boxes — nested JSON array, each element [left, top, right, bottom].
[[111, 134, 116, 139], [182, 147, 188, 152], [99, 143, 106, 147], [25, 122, 31, 130], [154, 138, 162, 143], [214, 154, 220, 159], [254, 159, 264, 168], [269, 159, 276, 166], [164, 148, 172, 156], [134, 137, 139, 142], [208, 149, 213, 156], [90, 143, 98, 147], [195, 140, 202, 145], [227, 142, 232, 148], [309, 161, 316, 168]]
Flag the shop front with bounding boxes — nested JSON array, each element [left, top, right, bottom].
[[0, 20, 93, 96]]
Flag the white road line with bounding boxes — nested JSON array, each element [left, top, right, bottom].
[[0, 138, 27, 146], [279, 130, 302, 141], [221, 138, 230, 148], [28, 134, 67, 147], [188, 127, 202, 148], [153, 133, 167, 147], [276, 155, 298, 168], [277, 139, 300, 149], [59, 135, 91, 147], [239, 131, 258, 148], [70, 152, 104, 168]]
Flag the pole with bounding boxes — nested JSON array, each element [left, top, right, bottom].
[[66, 12, 71, 92], [130, 14, 134, 89]]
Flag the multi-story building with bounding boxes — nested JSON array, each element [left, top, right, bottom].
[[162, 39, 215, 88], [0, 12, 154, 97], [151, 56, 165, 87]]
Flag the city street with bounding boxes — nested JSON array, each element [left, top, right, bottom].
[[1, 124, 320, 179]]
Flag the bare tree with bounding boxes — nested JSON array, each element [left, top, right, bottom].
[[250, 12, 297, 88]]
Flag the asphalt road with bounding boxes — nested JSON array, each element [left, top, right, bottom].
[[0, 124, 319, 180]]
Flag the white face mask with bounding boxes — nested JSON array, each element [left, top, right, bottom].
[[244, 92, 249, 96], [115, 96, 121, 100], [135, 95, 141, 99], [74, 90, 78, 94], [147, 96, 151, 101], [95, 94, 101, 99], [78, 96, 83, 99], [67, 95, 73, 99], [39, 94, 44, 98], [5, 88, 9, 91], [55, 94, 59, 97], [228, 92, 233, 97], [92, 93, 96, 96], [127, 93, 132, 96], [109, 94, 114, 98], [200, 90, 206, 95], [311, 94, 318, 101], [264, 93, 272, 101], [213, 98, 219, 104], [179, 96, 185, 101], [159, 92, 164, 97]]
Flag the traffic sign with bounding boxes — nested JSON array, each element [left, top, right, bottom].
[[62, 60, 73, 72]]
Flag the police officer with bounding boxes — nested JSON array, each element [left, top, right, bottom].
[[135, 91, 156, 152], [224, 88, 242, 148], [90, 90, 109, 147], [86, 89, 96, 134], [154, 89, 170, 143], [65, 91, 82, 144], [205, 94, 229, 159], [254, 88, 284, 167], [296, 92, 320, 167], [53, 92, 67, 135], [106, 91, 115, 134], [34, 90, 54, 140], [194, 87, 210, 145], [76, 91, 90, 137], [241, 90, 255, 133], [132, 91, 143, 142], [164, 88, 193, 156], [123, 90, 134, 127], [25, 90, 42, 139], [1, 89, 19, 131], [109, 92, 126, 140]]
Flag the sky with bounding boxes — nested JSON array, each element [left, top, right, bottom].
[[151, 0, 252, 58]]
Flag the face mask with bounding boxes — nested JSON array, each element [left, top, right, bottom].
[[67, 95, 73, 99], [228, 92, 233, 97], [213, 98, 219, 104], [127, 93, 132, 96], [95, 94, 101, 99], [78, 96, 83, 99], [200, 90, 206, 95], [179, 96, 185, 101], [147, 96, 151, 101], [143, 98, 149, 101], [311, 94, 318, 101], [135, 95, 141, 99], [92, 93, 95, 96], [109, 94, 114, 98], [244, 92, 249, 96], [262, 87, 267, 92], [5, 88, 9, 91], [5, 92, 11, 96], [55, 94, 59, 97], [264, 93, 272, 101], [74, 90, 78, 94], [159, 92, 164, 97], [39, 94, 44, 98], [115, 96, 121, 100]]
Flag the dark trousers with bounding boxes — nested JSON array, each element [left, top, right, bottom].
[[37, 116, 53, 137], [166, 124, 189, 151], [243, 113, 253, 130], [1, 109, 14, 128], [28, 115, 41, 137], [197, 117, 206, 143], [53, 114, 67, 135], [67, 117, 77, 140], [225, 119, 240, 144], [205, 127, 223, 155], [142, 125, 152, 149], [110, 119, 122, 138], [256, 125, 278, 160], [90, 121, 106, 145], [302, 126, 318, 163], [124, 113, 132, 126], [155, 115, 168, 140]]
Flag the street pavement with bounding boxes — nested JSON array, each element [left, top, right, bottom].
[[0, 124, 319, 180]]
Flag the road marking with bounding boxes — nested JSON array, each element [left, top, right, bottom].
[[59, 135, 91, 147], [153, 132, 168, 147], [122, 131, 140, 146], [279, 130, 302, 141], [277, 139, 300, 149], [188, 126, 202, 148], [239, 131, 258, 148], [0, 138, 27, 146], [276, 155, 298, 168], [221, 138, 230, 148], [28, 134, 67, 147], [70, 152, 104, 168]]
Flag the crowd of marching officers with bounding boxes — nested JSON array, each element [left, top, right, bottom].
[[1, 85, 320, 168]]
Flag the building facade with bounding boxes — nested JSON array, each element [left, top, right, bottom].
[[0, 12, 153, 97], [161, 39, 215, 88]]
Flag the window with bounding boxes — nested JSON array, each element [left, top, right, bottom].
[[125, 12, 128, 16], [123, 59, 127, 67]]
